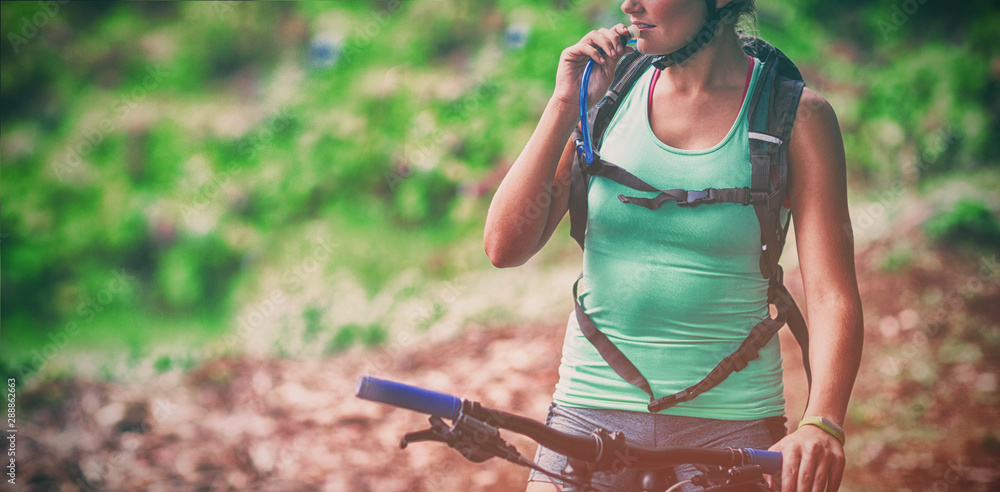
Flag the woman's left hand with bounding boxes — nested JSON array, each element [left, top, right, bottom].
[[766, 425, 845, 492]]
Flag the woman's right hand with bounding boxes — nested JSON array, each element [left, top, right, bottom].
[[552, 24, 635, 110]]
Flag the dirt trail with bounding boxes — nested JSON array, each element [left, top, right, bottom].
[[15, 237, 1000, 491]]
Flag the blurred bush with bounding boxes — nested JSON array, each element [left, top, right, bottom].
[[926, 200, 1000, 249], [1, 0, 998, 362], [761, 0, 999, 186]]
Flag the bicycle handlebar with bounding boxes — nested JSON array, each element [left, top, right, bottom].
[[355, 376, 783, 474]]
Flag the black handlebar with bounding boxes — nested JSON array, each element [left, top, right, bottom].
[[355, 376, 782, 474]]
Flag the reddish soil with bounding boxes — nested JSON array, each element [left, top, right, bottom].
[[14, 237, 1000, 491]]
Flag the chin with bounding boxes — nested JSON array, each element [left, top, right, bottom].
[[635, 33, 687, 56], [636, 39, 671, 56], [635, 39, 655, 55]]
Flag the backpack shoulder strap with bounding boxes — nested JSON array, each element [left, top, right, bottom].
[[569, 53, 655, 249], [745, 38, 812, 385], [590, 53, 655, 153], [744, 37, 807, 282]]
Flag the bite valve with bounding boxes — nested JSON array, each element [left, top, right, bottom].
[[623, 24, 640, 45]]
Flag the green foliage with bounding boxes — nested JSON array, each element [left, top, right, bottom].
[[302, 306, 325, 343], [363, 325, 388, 347], [325, 324, 387, 354], [925, 200, 1000, 249], [758, 0, 998, 186], [156, 234, 241, 312], [879, 247, 912, 274], [153, 355, 172, 373], [784, 0, 997, 47], [393, 169, 458, 225], [416, 303, 447, 332], [2, 0, 997, 365]]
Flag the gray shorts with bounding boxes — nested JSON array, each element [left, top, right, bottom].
[[527, 403, 786, 492]]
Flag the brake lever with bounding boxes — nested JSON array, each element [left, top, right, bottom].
[[399, 414, 523, 464], [692, 465, 768, 491], [400, 416, 452, 448], [724, 465, 766, 483]]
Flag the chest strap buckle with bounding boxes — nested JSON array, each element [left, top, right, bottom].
[[678, 188, 715, 207]]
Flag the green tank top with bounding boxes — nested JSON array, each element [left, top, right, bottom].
[[552, 59, 785, 420]]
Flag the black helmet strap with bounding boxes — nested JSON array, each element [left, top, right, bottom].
[[651, 0, 744, 69]]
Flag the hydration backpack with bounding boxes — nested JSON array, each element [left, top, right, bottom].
[[568, 38, 812, 413]]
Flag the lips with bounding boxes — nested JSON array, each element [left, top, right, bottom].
[[631, 21, 656, 30]]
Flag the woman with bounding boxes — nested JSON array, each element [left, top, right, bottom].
[[484, 0, 863, 491]]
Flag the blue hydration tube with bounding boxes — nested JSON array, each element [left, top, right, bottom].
[[579, 36, 637, 166]]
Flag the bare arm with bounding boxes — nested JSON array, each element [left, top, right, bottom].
[[483, 101, 578, 267], [770, 87, 864, 492], [484, 26, 634, 268]]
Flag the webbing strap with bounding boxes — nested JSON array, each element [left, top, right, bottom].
[[588, 158, 660, 193], [769, 268, 812, 385], [573, 276, 656, 401], [569, 132, 590, 249], [748, 57, 781, 280], [590, 55, 656, 157], [573, 271, 799, 413], [588, 159, 755, 210], [648, 305, 787, 412], [648, 275, 796, 412], [619, 187, 753, 210]]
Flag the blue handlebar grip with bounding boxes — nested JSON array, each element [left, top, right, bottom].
[[744, 448, 782, 474], [355, 376, 462, 419]]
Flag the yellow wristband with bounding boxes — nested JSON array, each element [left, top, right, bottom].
[[798, 416, 845, 445]]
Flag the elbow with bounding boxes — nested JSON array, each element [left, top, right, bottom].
[[484, 242, 522, 269], [484, 231, 527, 268], [488, 252, 518, 269]]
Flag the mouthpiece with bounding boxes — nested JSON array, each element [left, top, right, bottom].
[[625, 24, 640, 42]]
